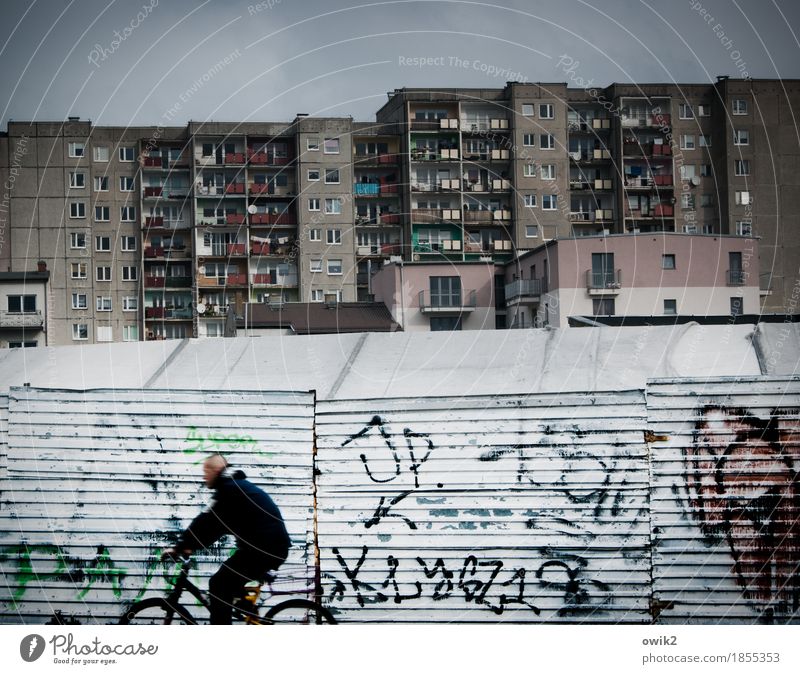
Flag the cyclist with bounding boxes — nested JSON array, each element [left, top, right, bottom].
[[163, 454, 290, 624]]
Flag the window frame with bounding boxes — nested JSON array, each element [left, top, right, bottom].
[[119, 147, 135, 162], [69, 171, 86, 189], [327, 259, 343, 275], [72, 323, 89, 341]]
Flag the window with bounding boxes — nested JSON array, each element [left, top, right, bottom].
[[679, 103, 694, 119], [7, 295, 36, 313], [70, 232, 86, 249], [123, 325, 139, 342], [592, 298, 615, 316], [8, 341, 38, 348], [735, 191, 751, 205], [119, 147, 135, 162], [662, 254, 676, 270], [119, 176, 135, 191], [680, 164, 696, 180], [308, 198, 320, 212], [325, 168, 340, 184], [524, 194, 537, 208], [736, 220, 752, 236], [94, 176, 109, 191], [521, 104, 534, 116], [307, 137, 320, 151], [307, 169, 320, 182], [680, 135, 695, 150], [97, 326, 113, 343], [122, 266, 137, 281], [310, 289, 324, 302], [69, 202, 86, 218], [700, 193, 714, 207], [71, 263, 88, 279], [121, 236, 137, 252], [309, 228, 321, 241], [681, 194, 695, 210], [93, 146, 109, 162], [71, 293, 87, 309], [430, 316, 462, 331], [732, 99, 748, 115], [699, 134, 711, 147], [123, 296, 138, 311], [735, 159, 750, 176], [525, 225, 539, 238], [539, 104, 554, 119], [69, 172, 85, 188], [542, 194, 557, 210], [730, 297, 743, 316], [72, 324, 88, 340], [664, 299, 677, 315], [324, 198, 342, 214], [697, 104, 711, 117], [202, 143, 213, 157], [323, 138, 340, 154], [327, 259, 342, 275], [430, 276, 461, 308], [522, 133, 535, 147], [540, 134, 555, 150], [310, 259, 322, 273], [540, 164, 556, 180], [734, 129, 749, 145], [524, 163, 536, 177], [68, 142, 85, 158], [96, 266, 111, 281], [95, 206, 110, 221], [700, 164, 713, 177], [95, 235, 111, 251], [327, 229, 341, 244], [96, 296, 112, 311], [121, 206, 136, 221]]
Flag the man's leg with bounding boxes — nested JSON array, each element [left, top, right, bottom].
[[208, 551, 269, 625]]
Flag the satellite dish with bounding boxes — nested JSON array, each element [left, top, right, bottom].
[[196, 303, 206, 314], [247, 204, 257, 214], [690, 176, 700, 186]]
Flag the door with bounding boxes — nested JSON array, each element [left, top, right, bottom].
[[591, 253, 615, 287]]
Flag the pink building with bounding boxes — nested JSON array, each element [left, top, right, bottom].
[[505, 233, 761, 328]]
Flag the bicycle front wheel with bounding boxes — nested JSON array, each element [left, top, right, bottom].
[[118, 597, 196, 625], [263, 599, 336, 624]]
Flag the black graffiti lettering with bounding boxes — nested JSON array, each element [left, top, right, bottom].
[[332, 546, 370, 608], [498, 567, 540, 615], [381, 555, 422, 604], [364, 491, 417, 530], [417, 557, 453, 600], [458, 555, 503, 607], [536, 558, 610, 616], [403, 428, 435, 489]]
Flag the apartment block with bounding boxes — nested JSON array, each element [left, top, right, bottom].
[[1, 77, 797, 345]]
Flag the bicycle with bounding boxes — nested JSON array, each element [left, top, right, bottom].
[[118, 555, 336, 625]]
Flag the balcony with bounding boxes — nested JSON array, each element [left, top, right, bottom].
[[145, 276, 166, 288], [354, 153, 399, 165], [144, 186, 163, 198], [224, 183, 246, 195], [570, 209, 613, 222], [411, 148, 459, 161], [165, 276, 192, 288], [247, 151, 291, 166], [410, 118, 457, 131], [463, 210, 493, 224], [225, 153, 246, 165], [250, 212, 294, 226], [727, 269, 747, 286], [142, 157, 162, 168], [144, 245, 188, 260], [251, 272, 298, 287], [621, 114, 671, 128], [354, 183, 380, 196], [414, 240, 462, 255], [248, 183, 295, 196], [418, 289, 477, 314], [228, 243, 246, 256], [459, 118, 510, 133], [586, 269, 622, 294], [226, 214, 246, 225], [0, 310, 44, 328], [412, 208, 461, 223], [504, 279, 543, 305]]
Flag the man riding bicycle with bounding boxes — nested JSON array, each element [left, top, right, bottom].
[[164, 454, 290, 624]]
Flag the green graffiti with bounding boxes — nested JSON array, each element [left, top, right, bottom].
[[0, 544, 73, 604], [182, 426, 272, 460], [76, 546, 127, 599], [134, 555, 181, 601]]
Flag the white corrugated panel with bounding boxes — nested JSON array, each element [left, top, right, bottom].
[[647, 376, 800, 624], [0, 395, 7, 506], [316, 392, 651, 622], [0, 387, 315, 624]]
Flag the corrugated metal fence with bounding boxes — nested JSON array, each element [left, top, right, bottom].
[[648, 377, 800, 624], [0, 387, 315, 623], [315, 392, 652, 622], [1, 381, 798, 623]]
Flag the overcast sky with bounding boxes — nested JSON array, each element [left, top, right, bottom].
[[2, 0, 799, 128]]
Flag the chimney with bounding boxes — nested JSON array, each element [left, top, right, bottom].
[[67, 116, 80, 122], [37, 260, 47, 273]]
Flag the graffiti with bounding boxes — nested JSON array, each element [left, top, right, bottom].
[[182, 426, 261, 458], [685, 406, 800, 614], [327, 546, 610, 616], [76, 546, 126, 599], [341, 416, 440, 529]]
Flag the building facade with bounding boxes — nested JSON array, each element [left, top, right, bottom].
[[1, 77, 797, 345]]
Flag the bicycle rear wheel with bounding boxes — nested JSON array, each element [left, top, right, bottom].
[[263, 599, 336, 624], [118, 597, 196, 625]]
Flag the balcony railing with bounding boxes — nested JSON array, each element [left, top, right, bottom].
[[224, 183, 246, 194], [145, 306, 193, 319], [418, 289, 477, 313], [0, 310, 44, 328], [354, 153, 398, 164], [504, 279, 543, 303], [586, 269, 622, 290], [250, 212, 294, 226], [727, 269, 747, 286], [412, 208, 461, 222]]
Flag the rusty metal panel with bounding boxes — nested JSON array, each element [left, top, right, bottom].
[[647, 376, 800, 623], [0, 395, 7, 504], [316, 392, 651, 622], [0, 387, 315, 624]]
